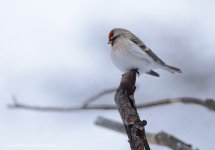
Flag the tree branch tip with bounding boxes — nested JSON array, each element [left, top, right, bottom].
[[7, 104, 15, 108], [7, 95, 20, 108], [7, 103, 21, 109], [11, 95, 18, 104], [94, 116, 104, 125]]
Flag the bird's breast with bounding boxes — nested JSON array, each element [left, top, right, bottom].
[[111, 39, 155, 73]]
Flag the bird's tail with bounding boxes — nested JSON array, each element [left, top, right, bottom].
[[163, 64, 182, 74]]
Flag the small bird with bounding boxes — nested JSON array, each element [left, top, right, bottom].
[[108, 28, 182, 77]]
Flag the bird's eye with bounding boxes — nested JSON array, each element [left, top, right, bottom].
[[109, 31, 114, 40]]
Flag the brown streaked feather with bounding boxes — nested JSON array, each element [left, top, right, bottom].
[[144, 49, 166, 65], [130, 36, 166, 65]]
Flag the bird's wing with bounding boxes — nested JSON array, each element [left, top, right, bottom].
[[130, 36, 166, 65]]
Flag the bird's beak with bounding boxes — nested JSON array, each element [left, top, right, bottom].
[[108, 39, 113, 44]]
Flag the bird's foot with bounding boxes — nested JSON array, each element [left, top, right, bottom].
[[131, 69, 140, 77]]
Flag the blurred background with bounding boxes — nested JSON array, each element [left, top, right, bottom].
[[0, 0, 215, 149]]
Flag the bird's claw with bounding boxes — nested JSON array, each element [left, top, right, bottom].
[[132, 69, 140, 77], [136, 71, 140, 77]]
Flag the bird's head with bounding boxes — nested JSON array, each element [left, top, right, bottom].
[[108, 28, 132, 45]]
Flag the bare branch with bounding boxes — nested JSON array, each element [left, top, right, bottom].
[[114, 70, 150, 150], [137, 97, 215, 111], [95, 116, 197, 150], [8, 96, 215, 112], [82, 87, 116, 107]]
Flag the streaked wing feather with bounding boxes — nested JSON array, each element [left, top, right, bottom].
[[130, 36, 165, 65], [145, 49, 165, 65]]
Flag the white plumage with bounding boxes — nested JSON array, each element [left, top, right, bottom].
[[111, 37, 160, 74]]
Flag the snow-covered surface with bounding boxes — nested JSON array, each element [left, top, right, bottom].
[[0, 0, 215, 149]]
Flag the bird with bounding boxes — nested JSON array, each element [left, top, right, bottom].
[[108, 28, 182, 77]]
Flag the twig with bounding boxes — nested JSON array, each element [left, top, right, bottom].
[[95, 116, 197, 150], [8, 97, 215, 112], [82, 88, 116, 107], [136, 97, 215, 111], [114, 70, 150, 150]]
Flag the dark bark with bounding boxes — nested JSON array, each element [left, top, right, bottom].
[[95, 116, 197, 150], [114, 70, 150, 150]]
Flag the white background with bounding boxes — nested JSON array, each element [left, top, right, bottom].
[[0, 0, 215, 149]]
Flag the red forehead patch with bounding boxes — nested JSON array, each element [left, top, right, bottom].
[[108, 31, 114, 39]]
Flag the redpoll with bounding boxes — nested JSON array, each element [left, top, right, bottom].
[[108, 28, 182, 77]]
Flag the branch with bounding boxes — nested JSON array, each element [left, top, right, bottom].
[[114, 70, 150, 150], [83, 87, 116, 107], [95, 116, 197, 150], [137, 97, 215, 111], [8, 96, 215, 112]]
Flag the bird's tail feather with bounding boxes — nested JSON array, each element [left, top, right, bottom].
[[163, 65, 182, 74]]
